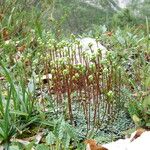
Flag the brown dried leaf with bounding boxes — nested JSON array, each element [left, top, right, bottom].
[[17, 44, 26, 52], [2, 28, 9, 40], [84, 139, 108, 150], [105, 31, 113, 36]]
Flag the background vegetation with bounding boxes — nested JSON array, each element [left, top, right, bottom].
[[0, 0, 149, 149]]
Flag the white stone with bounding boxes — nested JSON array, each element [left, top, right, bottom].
[[55, 37, 107, 65], [103, 131, 150, 150]]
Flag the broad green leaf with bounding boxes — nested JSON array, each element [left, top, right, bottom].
[[132, 114, 141, 126]]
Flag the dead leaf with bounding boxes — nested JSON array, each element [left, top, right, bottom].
[[35, 132, 44, 144], [105, 31, 113, 36], [0, 76, 5, 80], [2, 28, 9, 40], [17, 44, 26, 52], [130, 128, 146, 142], [84, 139, 108, 150], [13, 139, 30, 145], [22, 131, 44, 144]]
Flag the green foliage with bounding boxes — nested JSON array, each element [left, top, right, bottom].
[[45, 117, 78, 149], [112, 9, 136, 28], [0, 61, 40, 147], [128, 95, 150, 128], [0, 0, 149, 149], [128, 0, 150, 21], [128, 16, 150, 129], [35, 144, 49, 150], [0, 86, 16, 146]]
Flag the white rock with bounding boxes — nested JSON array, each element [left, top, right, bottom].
[[103, 138, 130, 150], [102, 131, 150, 150], [78, 37, 107, 59], [71, 37, 107, 65], [127, 131, 150, 150]]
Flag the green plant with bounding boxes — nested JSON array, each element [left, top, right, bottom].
[[0, 1, 150, 149], [128, 94, 150, 128], [112, 9, 136, 28], [0, 85, 16, 149], [128, 17, 150, 129], [45, 117, 79, 149], [0, 61, 39, 148]]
